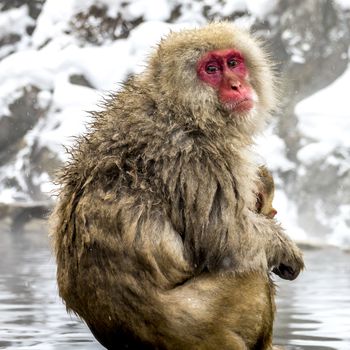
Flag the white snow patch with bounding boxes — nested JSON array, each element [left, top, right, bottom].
[[0, 187, 29, 204], [125, 0, 171, 21], [297, 142, 335, 163], [255, 124, 295, 172], [0, 82, 24, 117], [245, 0, 278, 19], [296, 65, 350, 248], [0, 5, 34, 37], [37, 90, 52, 110], [0, 50, 55, 90], [33, 83, 101, 159], [335, 0, 350, 9], [327, 205, 350, 247], [274, 189, 308, 242], [128, 21, 195, 74], [296, 67, 350, 149], [291, 54, 305, 64], [32, 0, 75, 47], [33, 172, 56, 196], [221, 0, 247, 16]]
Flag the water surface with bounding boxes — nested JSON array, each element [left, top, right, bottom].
[[274, 245, 350, 350], [1, 225, 349, 349]]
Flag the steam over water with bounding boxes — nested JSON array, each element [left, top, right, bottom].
[[1, 226, 349, 349]]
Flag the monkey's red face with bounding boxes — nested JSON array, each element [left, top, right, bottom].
[[197, 49, 254, 113]]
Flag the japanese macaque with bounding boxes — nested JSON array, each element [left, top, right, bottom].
[[256, 165, 278, 219], [51, 22, 304, 349]]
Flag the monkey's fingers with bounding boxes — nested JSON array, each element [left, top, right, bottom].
[[272, 263, 300, 280], [270, 234, 305, 281], [272, 251, 305, 280]]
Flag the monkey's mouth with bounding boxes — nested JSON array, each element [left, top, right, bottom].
[[234, 98, 254, 112], [224, 98, 254, 113]]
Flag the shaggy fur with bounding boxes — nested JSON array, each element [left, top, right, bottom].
[[51, 22, 303, 349]]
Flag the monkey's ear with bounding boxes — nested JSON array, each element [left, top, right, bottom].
[[255, 193, 264, 213]]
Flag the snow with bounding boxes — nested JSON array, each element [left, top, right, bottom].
[[30, 82, 101, 158], [0, 50, 55, 91], [256, 124, 295, 173], [255, 126, 307, 244], [220, 1, 247, 16], [0, 5, 34, 58], [32, 0, 75, 48], [0, 2, 192, 206], [296, 67, 350, 150], [328, 205, 350, 246], [274, 189, 308, 243], [0, 0, 349, 247], [125, 0, 171, 21], [335, 0, 350, 9], [295, 66, 350, 247], [0, 5, 33, 37], [0, 81, 23, 116], [245, 0, 278, 19], [297, 142, 336, 163]]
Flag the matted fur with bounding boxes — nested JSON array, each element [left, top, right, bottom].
[[50, 22, 303, 349]]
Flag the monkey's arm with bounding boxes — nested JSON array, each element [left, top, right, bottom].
[[240, 211, 304, 280], [163, 152, 303, 279]]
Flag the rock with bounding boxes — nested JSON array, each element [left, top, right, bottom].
[[71, 4, 143, 44], [0, 86, 48, 166], [69, 74, 94, 88], [252, 0, 350, 239], [254, 0, 350, 157], [0, 0, 349, 241], [0, 1, 44, 58], [0, 0, 44, 20], [0, 201, 53, 233]]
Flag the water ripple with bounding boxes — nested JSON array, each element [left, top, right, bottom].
[[1, 229, 350, 349]]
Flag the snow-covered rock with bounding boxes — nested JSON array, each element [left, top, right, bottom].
[[0, 0, 349, 247]]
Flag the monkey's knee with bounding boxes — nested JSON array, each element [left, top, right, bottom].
[[221, 333, 249, 350], [199, 331, 248, 350]]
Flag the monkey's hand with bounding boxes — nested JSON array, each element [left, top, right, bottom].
[[249, 214, 305, 281], [271, 242, 304, 280], [269, 229, 304, 281]]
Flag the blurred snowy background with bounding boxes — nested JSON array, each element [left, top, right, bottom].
[[1, 0, 350, 249]]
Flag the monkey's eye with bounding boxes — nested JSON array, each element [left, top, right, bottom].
[[205, 64, 220, 74], [227, 58, 238, 68]]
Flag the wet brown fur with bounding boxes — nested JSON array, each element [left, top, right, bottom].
[[50, 23, 303, 349]]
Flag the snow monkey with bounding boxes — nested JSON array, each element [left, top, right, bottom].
[[51, 22, 304, 349], [256, 165, 278, 219]]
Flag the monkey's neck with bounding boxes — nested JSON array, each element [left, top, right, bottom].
[[157, 107, 256, 150]]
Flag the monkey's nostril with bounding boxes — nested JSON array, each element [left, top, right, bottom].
[[231, 85, 239, 91]]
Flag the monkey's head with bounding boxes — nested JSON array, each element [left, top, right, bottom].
[[256, 165, 278, 219], [145, 22, 277, 136]]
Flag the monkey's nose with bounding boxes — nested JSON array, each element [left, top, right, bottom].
[[230, 81, 241, 91]]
